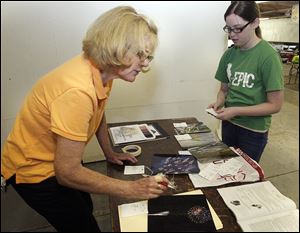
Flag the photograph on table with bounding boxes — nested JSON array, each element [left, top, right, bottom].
[[188, 141, 238, 163], [151, 154, 200, 174], [148, 195, 216, 232], [174, 122, 211, 135]]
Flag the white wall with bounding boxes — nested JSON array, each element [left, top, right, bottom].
[[260, 17, 299, 42], [1, 1, 230, 162]]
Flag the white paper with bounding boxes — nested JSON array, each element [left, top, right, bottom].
[[217, 181, 297, 221], [199, 162, 220, 180], [199, 158, 243, 180], [217, 158, 243, 176], [173, 122, 188, 127], [217, 181, 299, 232], [239, 209, 299, 232], [205, 108, 218, 117], [124, 165, 145, 175], [109, 125, 147, 144], [188, 150, 263, 188], [174, 134, 192, 141], [109, 124, 154, 145], [119, 201, 148, 217], [178, 150, 192, 155]]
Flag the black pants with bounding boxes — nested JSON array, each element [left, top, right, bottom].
[[9, 176, 101, 232], [222, 120, 268, 163]]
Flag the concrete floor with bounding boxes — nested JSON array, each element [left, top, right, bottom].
[[259, 63, 299, 209], [1, 65, 298, 231]]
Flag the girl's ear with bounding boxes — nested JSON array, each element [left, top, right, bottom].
[[252, 18, 260, 29]]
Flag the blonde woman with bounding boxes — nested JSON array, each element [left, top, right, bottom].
[[1, 6, 168, 232]]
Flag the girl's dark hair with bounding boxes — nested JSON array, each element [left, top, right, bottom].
[[224, 1, 262, 38]]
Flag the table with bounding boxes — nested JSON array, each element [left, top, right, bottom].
[[107, 117, 243, 232]]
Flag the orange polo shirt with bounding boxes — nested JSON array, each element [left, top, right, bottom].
[[1, 54, 113, 184]]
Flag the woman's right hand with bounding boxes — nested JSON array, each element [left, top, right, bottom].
[[124, 176, 169, 200]]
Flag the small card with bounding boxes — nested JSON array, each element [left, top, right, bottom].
[[174, 134, 192, 141], [178, 150, 192, 155], [120, 201, 148, 217], [173, 122, 188, 127], [124, 165, 145, 175], [206, 108, 218, 117]]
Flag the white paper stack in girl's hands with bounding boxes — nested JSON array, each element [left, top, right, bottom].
[[205, 108, 218, 117]]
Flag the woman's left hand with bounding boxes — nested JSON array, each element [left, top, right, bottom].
[[105, 151, 138, 165]]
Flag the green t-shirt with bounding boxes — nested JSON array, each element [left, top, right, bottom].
[[215, 40, 284, 132]]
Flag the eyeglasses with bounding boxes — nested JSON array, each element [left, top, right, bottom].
[[223, 21, 252, 34], [136, 50, 154, 63]]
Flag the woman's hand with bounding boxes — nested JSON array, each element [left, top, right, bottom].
[[105, 151, 138, 165], [124, 176, 169, 200]]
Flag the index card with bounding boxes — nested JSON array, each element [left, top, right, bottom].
[[173, 122, 188, 127], [124, 165, 145, 175], [206, 108, 218, 117], [120, 201, 148, 217], [178, 150, 192, 155]]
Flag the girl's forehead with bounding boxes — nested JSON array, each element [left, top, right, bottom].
[[226, 14, 246, 25]]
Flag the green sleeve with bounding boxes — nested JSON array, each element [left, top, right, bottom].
[[215, 50, 231, 83], [261, 52, 284, 92]]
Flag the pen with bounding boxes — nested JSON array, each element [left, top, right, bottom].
[[159, 181, 177, 190], [159, 181, 168, 187]]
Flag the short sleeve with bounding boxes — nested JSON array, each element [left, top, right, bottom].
[[262, 53, 284, 92], [215, 50, 231, 83], [50, 88, 94, 141]]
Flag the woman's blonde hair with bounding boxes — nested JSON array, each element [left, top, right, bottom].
[[82, 6, 158, 70]]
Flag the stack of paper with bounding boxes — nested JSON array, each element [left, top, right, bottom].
[[108, 122, 169, 146]]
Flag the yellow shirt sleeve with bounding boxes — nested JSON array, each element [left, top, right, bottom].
[[50, 88, 95, 141]]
